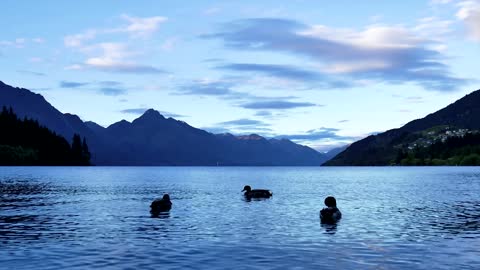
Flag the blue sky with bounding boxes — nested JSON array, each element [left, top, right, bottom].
[[1, 0, 479, 151]]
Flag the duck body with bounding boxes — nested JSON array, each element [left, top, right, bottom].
[[320, 207, 342, 224], [150, 194, 172, 213], [242, 185, 272, 199]]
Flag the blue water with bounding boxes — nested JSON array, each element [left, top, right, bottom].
[[1, 167, 479, 269]]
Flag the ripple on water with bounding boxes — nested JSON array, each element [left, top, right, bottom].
[[1, 167, 480, 269]]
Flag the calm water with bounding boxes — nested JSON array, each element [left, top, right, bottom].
[[1, 167, 479, 269]]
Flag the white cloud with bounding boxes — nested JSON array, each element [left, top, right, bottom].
[[413, 17, 453, 40], [160, 37, 178, 51], [326, 61, 391, 74], [430, 0, 453, 4], [64, 14, 167, 48], [457, 0, 480, 41], [65, 64, 83, 70], [64, 30, 97, 47], [300, 25, 422, 49], [204, 7, 221, 15], [32, 38, 45, 43], [64, 15, 168, 73], [117, 15, 167, 38], [206, 18, 467, 91], [68, 42, 164, 74], [0, 38, 27, 48]]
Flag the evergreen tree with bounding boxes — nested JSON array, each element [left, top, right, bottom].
[[71, 134, 83, 164], [0, 107, 91, 165], [82, 137, 91, 165]]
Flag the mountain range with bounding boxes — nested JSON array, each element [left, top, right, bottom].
[[0, 81, 329, 165], [325, 88, 480, 166]]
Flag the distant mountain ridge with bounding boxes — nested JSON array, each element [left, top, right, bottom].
[[325, 89, 480, 166], [0, 81, 328, 165]]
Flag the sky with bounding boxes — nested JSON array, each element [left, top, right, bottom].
[[0, 0, 479, 151]]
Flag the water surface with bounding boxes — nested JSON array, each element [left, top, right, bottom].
[[1, 167, 479, 269]]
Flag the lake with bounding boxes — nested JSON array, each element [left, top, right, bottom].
[[1, 167, 479, 269]]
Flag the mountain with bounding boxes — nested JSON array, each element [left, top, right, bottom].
[[325, 89, 480, 166], [323, 145, 349, 161], [0, 81, 327, 165], [101, 109, 326, 165], [0, 81, 113, 164]]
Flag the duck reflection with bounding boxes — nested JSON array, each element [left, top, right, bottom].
[[150, 212, 171, 219], [320, 220, 339, 234]]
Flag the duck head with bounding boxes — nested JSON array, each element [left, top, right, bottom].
[[242, 185, 252, 193], [163, 194, 170, 201], [324, 196, 337, 207]]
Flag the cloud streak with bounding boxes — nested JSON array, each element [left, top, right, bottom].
[[217, 63, 352, 88], [203, 18, 468, 91], [64, 15, 168, 74], [275, 127, 358, 142], [218, 118, 267, 126], [241, 100, 317, 109], [60, 81, 89, 88], [120, 107, 185, 118], [206, 117, 272, 135], [98, 87, 127, 96], [17, 70, 46, 77], [177, 80, 240, 97]]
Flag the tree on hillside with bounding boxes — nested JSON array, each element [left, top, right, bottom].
[[0, 106, 91, 165]]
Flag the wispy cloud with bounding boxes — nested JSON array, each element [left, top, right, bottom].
[[216, 63, 352, 88], [120, 107, 185, 118], [0, 38, 43, 49], [59, 80, 129, 96], [206, 117, 272, 135], [17, 70, 46, 77], [64, 15, 167, 48], [457, 1, 480, 41], [64, 30, 97, 48], [254, 111, 274, 117], [241, 100, 317, 110], [60, 81, 89, 88], [176, 80, 249, 98], [218, 118, 267, 126], [202, 18, 469, 91], [204, 7, 222, 16], [118, 14, 167, 38], [64, 15, 168, 74], [98, 87, 127, 96], [161, 37, 179, 51], [175, 78, 321, 113], [69, 42, 166, 74], [276, 127, 355, 141], [218, 63, 321, 81]]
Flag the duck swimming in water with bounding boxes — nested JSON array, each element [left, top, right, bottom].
[[242, 185, 272, 199], [320, 196, 341, 224], [150, 194, 172, 214]]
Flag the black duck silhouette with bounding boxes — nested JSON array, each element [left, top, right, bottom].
[[150, 194, 172, 214], [242, 185, 272, 199], [320, 196, 341, 224]]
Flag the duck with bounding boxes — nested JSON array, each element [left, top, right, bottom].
[[150, 194, 172, 214], [320, 196, 342, 224], [242, 185, 272, 199]]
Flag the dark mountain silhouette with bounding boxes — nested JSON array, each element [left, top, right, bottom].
[[325, 89, 480, 166], [0, 81, 327, 165], [0, 81, 113, 164]]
